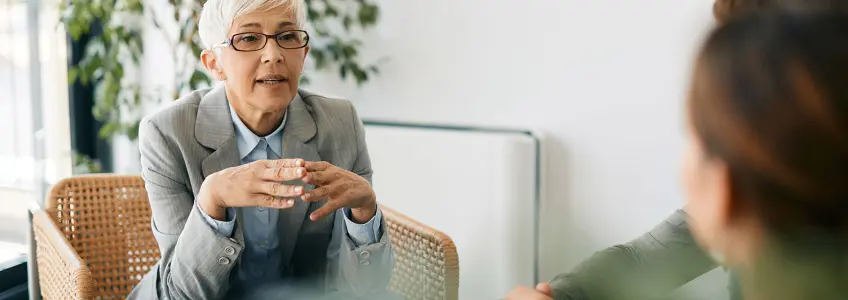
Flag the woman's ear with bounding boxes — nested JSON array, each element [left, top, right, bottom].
[[708, 159, 735, 228], [201, 49, 226, 81]]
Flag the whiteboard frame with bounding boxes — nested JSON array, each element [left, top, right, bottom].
[[363, 119, 546, 283]]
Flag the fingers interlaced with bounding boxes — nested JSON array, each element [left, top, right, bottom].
[[256, 164, 306, 181], [303, 170, 334, 186], [255, 181, 303, 198], [302, 184, 334, 202], [304, 161, 331, 172], [257, 194, 295, 209], [273, 158, 304, 168]]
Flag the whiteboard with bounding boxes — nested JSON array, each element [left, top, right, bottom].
[[364, 121, 542, 299]]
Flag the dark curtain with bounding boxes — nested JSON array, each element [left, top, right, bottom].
[[67, 22, 113, 172]]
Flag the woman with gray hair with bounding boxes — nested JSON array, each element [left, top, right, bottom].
[[127, 0, 395, 299]]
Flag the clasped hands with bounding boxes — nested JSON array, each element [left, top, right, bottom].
[[198, 158, 377, 223]]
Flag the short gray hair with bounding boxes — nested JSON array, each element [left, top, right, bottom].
[[198, 0, 307, 49]]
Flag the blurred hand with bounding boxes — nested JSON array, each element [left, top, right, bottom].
[[536, 282, 552, 296], [301, 161, 376, 222], [198, 158, 307, 219], [505, 282, 553, 300]]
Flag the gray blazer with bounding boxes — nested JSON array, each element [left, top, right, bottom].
[[549, 209, 737, 300], [128, 85, 394, 300]]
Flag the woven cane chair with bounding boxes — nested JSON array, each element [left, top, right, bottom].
[[382, 206, 459, 300], [32, 174, 459, 300]]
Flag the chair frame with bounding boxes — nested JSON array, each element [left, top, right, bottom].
[[32, 174, 459, 300]]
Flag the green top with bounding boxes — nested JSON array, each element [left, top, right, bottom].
[[549, 209, 848, 300], [548, 209, 726, 300]]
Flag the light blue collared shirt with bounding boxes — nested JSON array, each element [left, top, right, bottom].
[[197, 95, 382, 287]]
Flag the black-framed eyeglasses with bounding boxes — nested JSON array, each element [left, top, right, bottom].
[[222, 30, 310, 52]]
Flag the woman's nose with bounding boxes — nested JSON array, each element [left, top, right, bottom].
[[261, 44, 285, 64], [263, 55, 283, 64]]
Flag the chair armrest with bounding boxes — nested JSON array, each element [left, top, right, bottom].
[[382, 206, 460, 300], [32, 209, 94, 299]]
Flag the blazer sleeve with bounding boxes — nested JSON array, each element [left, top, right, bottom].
[[128, 119, 245, 300], [548, 209, 718, 300], [323, 102, 395, 298]]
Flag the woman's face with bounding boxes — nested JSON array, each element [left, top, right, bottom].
[[204, 5, 308, 114], [681, 123, 733, 262]]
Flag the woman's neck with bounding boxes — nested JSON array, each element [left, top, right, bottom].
[[230, 102, 286, 137]]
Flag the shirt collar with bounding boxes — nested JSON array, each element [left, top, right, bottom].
[[228, 95, 296, 159]]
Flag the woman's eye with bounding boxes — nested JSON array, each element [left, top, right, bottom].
[[278, 33, 297, 41], [240, 34, 260, 42]]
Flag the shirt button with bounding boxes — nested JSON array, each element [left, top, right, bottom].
[[359, 251, 371, 259], [224, 246, 235, 255], [218, 257, 231, 265], [259, 241, 266, 248], [258, 207, 265, 212]]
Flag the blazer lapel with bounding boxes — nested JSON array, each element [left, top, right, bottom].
[[195, 85, 244, 239], [197, 85, 240, 178], [278, 92, 320, 266]]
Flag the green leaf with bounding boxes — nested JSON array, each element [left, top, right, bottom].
[[342, 15, 353, 31], [307, 6, 321, 21], [358, 3, 380, 27], [98, 121, 117, 139], [324, 4, 339, 18], [189, 69, 211, 90], [67, 68, 79, 85], [339, 63, 349, 79], [191, 41, 204, 56], [351, 64, 367, 85], [342, 44, 357, 59], [126, 121, 141, 141], [311, 49, 327, 69]]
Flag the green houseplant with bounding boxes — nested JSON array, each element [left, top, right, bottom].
[[61, 0, 381, 172]]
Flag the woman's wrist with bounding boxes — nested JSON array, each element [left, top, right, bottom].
[[350, 199, 377, 224], [199, 197, 227, 220], [198, 177, 227, 220]]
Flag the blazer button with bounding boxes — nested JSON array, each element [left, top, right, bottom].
[[219, 257, 231, 265], [359, 250, 371, 259], [359, 260, 370, 266], [224, 246, 235, 255]]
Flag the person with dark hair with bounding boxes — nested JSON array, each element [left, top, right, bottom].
[[683, 10, 848, 300], [504, 1, 848, 300]]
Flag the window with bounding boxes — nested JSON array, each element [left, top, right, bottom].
[[0, 0, 35, 191], [0, 0, 71, 264]]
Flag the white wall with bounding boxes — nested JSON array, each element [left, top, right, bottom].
[[135, 0, 729, 298], [304, 0, 728, 298]]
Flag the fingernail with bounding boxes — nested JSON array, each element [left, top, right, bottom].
[[295, 186, 303, 194], [297, 168, 304, 176], [296, 159, 303, 166], [287, 199, 295, 206]]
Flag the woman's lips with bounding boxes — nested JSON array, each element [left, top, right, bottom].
[[256, 79, 288, 87]]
